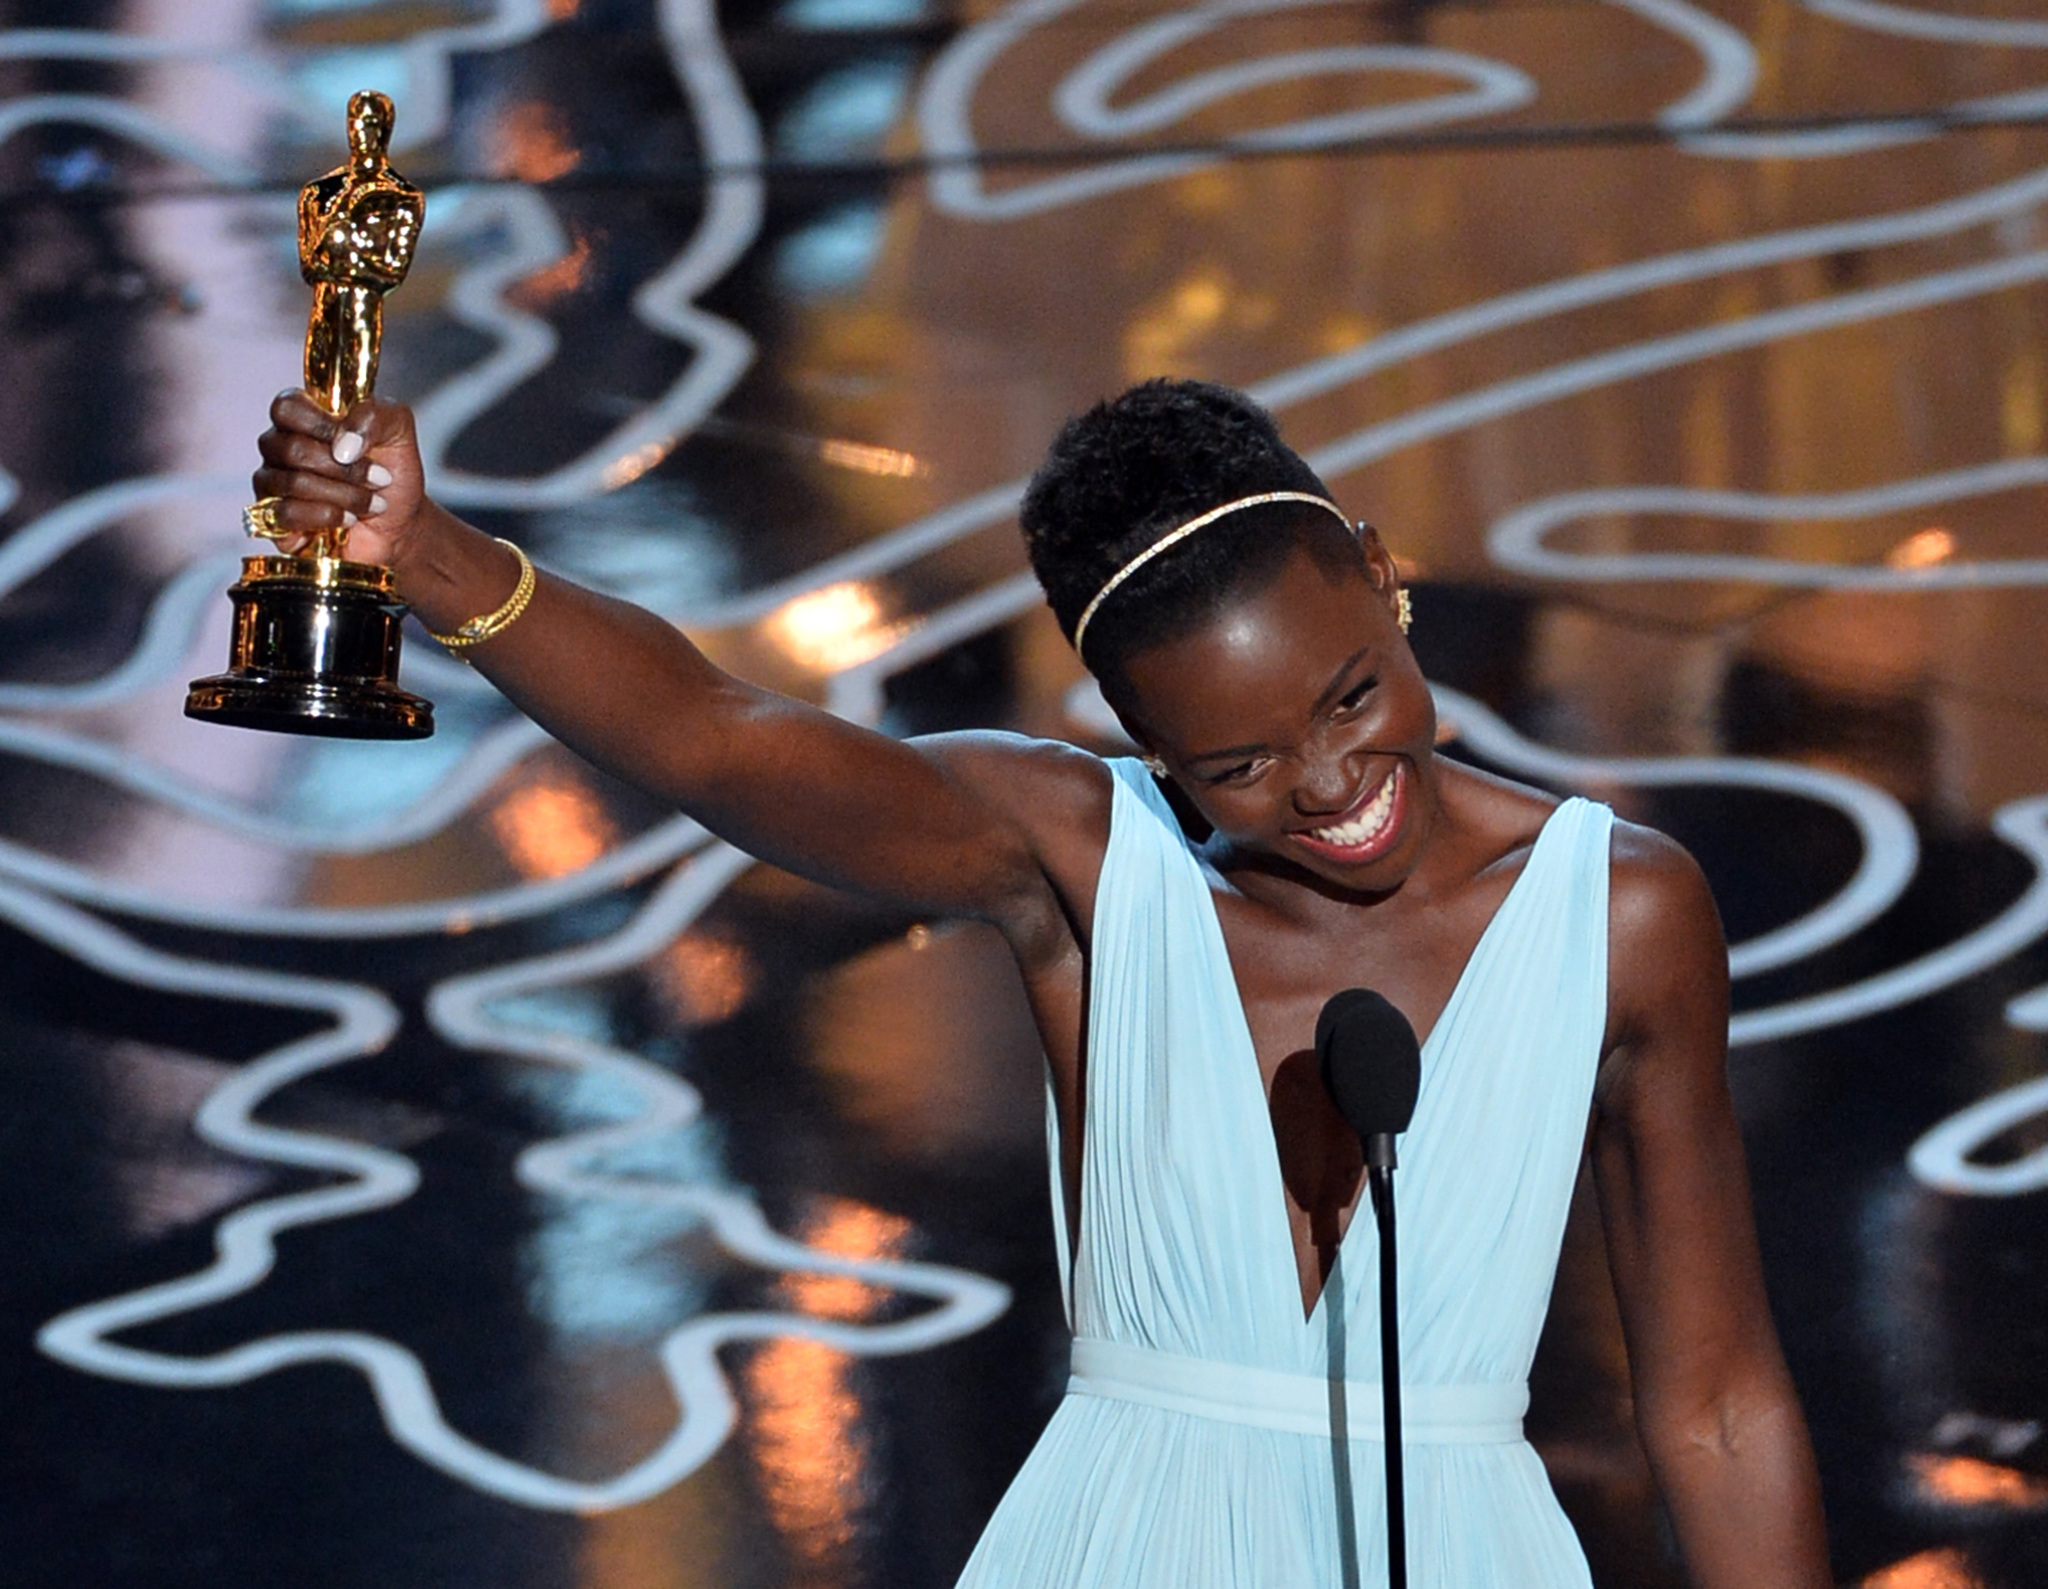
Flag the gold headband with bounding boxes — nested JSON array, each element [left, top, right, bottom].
[[1070, 491, 1352, 661]]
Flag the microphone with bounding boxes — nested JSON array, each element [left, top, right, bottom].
[[1315, 988, 1422, 1589], [1316, 988, 1422, 1170]]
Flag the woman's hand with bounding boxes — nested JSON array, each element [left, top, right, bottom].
[[251, 390, 429, 569]]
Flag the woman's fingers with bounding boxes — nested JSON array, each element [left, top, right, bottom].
[[255, 426, 366, 477], [265, 390, 383, 467], [268, 387, 346, 443], [260, 394, 372, 488], [250, 465, 367, 530], [263, 393, 413, 474], [253, 393, 424, 566], [339, 399, 418, 473]]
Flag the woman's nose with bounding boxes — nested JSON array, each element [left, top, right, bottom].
[[1293, 742, 1362, 816]]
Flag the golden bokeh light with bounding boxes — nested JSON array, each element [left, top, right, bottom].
[[818, 438, 927, 478], [600, 437, 677, 489], [489, 777, 615, 879], [747, 1336, 863, 1566], [1124, 265, 1233, 377], [784, 1200, 911, 1325], [512, 234, 593, 309], [763, 582, 906, 672], [1905, 1451, 2048, 1510], [742, 1200, 913, 1573], [490, 100, 581, 184], [1885, 527, 1958, 570], [1861, 1546, 1980, 1589], [650, 933, 754, 1026]]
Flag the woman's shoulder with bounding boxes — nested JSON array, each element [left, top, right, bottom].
[[1442, 763, 1700, 909], [912, 730, 1121, 923], [1606, 815, 1724, 979], [914, 729, 1115, 823], [1437, 758, 1722, 1008]]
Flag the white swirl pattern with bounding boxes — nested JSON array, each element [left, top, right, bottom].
[[35, 845, 1009, 1512], [415, 0, 764, 509], [920, 0, 1534, 220], [1488, 460, 2048, 589]]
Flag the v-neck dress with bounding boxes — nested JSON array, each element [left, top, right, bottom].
[[956, 759, 1612, 1587]]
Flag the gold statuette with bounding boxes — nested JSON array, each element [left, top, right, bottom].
[[185, 90, 433, 739]]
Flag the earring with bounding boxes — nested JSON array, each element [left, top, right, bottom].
[[1396, 588, 1413, 635], [1142, 753, 1169, 779]]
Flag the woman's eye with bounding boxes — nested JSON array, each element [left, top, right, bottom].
[[1338, 675, 1379, 712], [1212, 758, 1265, 786]]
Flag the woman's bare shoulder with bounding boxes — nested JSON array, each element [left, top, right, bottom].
[[1438, 757, 1726, 1062], [915, 730, 1113, 824], [1607, 817, 1723, 961], [1602, 817, 1729, 1084], [1443, 759, 1699, 898], [914, 731, 1119, 926]]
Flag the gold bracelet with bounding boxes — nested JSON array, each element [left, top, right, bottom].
[[427, 538, 536, 654]]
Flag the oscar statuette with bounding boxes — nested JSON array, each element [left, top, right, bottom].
[[185, 90, 434, 739]]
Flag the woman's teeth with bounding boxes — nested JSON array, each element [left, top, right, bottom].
[[1308, 772, 1397, 849]]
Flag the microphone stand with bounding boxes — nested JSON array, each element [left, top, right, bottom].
[[1365, 1134, 1406, 1589]]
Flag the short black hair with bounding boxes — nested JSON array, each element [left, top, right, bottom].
[[1020, 379, 1365, 681]]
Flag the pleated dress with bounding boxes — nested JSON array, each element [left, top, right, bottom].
[[956, 758, 1613, 1588]]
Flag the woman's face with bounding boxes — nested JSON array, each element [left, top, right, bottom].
[[1115, 536, 1437, 895]]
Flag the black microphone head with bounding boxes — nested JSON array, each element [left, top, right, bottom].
[[1315, 988, 1422, 1140]]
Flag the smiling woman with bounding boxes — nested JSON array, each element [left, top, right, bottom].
[[252, 375, 1830, 1589]]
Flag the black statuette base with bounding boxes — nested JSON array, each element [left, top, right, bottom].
[[184, 556, 433, 740]]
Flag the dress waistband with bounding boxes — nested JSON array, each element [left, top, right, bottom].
[[1067, 1337, 1527, 1444]]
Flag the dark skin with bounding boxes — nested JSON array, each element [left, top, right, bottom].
[[257, 391, 1831, 1587]]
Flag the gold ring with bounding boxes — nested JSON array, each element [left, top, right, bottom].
[[242, 496, 291, 542]]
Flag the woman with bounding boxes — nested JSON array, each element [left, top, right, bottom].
[[253, 379, 1829, 1586]]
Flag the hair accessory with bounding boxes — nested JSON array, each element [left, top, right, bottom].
[[1072, 491, 1351, 662], [428, 538, 536, 656], [1141, 753, 1169, 778], [243, 497, 290, 542], [1397, 587, 1412, 635]]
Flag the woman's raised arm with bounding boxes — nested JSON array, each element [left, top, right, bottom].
[[253, 391, 1102, 930], [1592, 824, 1832, 1589]]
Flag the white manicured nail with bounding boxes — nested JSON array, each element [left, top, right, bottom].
[[366, 463, 394, 487], [368, 494, 388, 516], [342, 511, 358, 528], [332, 431, 366, 464]]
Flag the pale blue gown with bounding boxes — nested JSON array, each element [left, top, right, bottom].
[[957, 759, 1613, 1587]]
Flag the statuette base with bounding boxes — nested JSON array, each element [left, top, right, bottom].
[[184, 555, 433, 740]]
